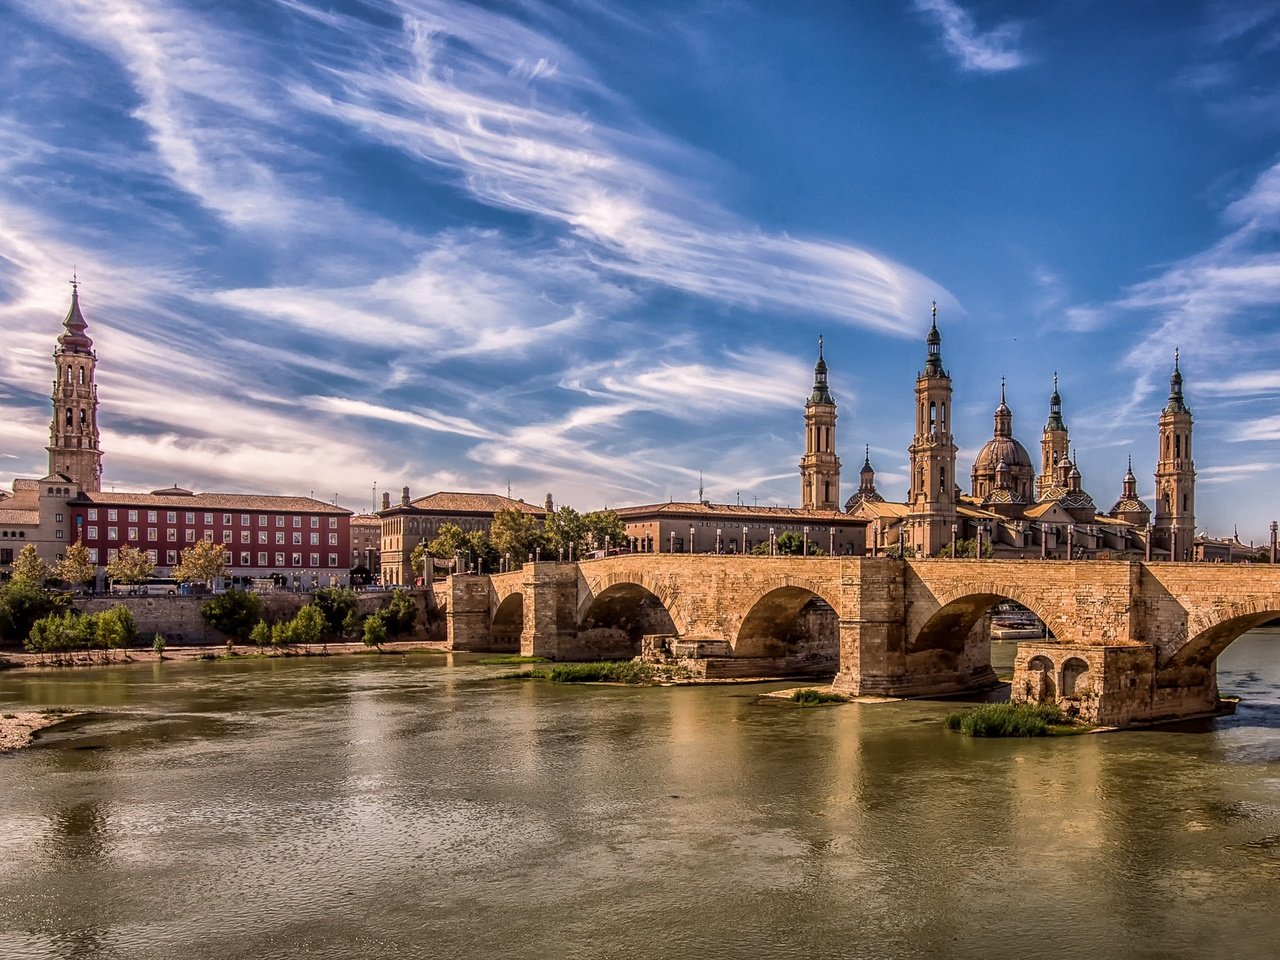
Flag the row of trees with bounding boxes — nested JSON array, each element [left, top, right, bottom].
[[5, 539, 231, 590], [23, 606, 138, 661], [410, 506, 628, 576], [204, 586, 418, 651]]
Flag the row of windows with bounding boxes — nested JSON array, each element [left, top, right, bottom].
[[88, 548, 341, 568], [84, 526, 339, 547], [84, 509, 339, 529]]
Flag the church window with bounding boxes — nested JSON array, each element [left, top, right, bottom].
[[1174, 435, 1180, 458], [917, 465, 924, 493], [929, 401, 937, 431], [1182, 494, 1188, 512], [823, 481, 831, 503], [65, 408, 73, 427], [940, 402, 947, 432], [78, 367, 85, 385]]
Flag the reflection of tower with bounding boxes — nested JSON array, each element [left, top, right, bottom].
[[47, 281, 102, 491], [1153, 352, 1195, 560], [906, 303, 957, 556], [1038, 373, 1069, 500], [800, 337, 841, 510]]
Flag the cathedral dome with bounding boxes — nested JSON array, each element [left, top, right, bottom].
[[973, 436, 1034, 475]]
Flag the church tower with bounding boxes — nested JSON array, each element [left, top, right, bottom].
[[47, 281, 102, 491], [1153, 351, 1195, 560], [1038, 373, 1069, 500], [906, 303, 957, 556], [800, 337, 841, 510]]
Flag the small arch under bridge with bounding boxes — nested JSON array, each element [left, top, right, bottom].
[[442, 556, 1280, 727]]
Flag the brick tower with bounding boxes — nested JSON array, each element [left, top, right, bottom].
[[800, 337, 841, 511], [47, 280, 102, 491], [1153, 351, 1195, 560], [906, 303, 957, 556]]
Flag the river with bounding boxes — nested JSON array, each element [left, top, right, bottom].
[[1, 629, 1278, 960]]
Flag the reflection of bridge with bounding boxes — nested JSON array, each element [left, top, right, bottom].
[[443, 556, 1280, 727]]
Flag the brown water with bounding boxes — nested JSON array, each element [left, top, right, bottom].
[[1, 630, 1278, 960]]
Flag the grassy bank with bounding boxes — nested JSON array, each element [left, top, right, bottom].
[[943, 702, 1081, 737], [504, 661, 657, 684], [791, 688, 846, 706]]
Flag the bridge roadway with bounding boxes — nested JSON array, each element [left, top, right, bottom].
[[442, 556, 1280, 727]]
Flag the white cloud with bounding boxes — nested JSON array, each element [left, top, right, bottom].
[[911, 0, 1027, 73]]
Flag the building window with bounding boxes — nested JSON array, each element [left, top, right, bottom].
[[204, 532, 213, 542], [292, 553, 303, 566], [240, 552, 251, 566], [88, 509, 98, 521], [292, 532, 302, 545], [185, 512, 195, 524], [223, 514, 231, 525], [148, 511, 157, 523], [222, 530, 232, 543], [293, 517, 301, 528], [310, 553, 319, 567], [276, 532, 285, 545], [202, 513, 212, 524], [241, 515, 250, 526], [107, 526, 118, 541], [0, 548, 12, 564], [275, 552, 285, 566], [128, 527, 138, 541], [167, 529, 177, 542], [328, 553, 338, 567], [107, 548, 118, 561], [87, 526, 98, 539], [128, 510, 138, 522], [259, 531, 268, 544], [310, 517, 319, 528], [107, 509, 118, 522], [185, 529, 195, 542], [241, 531, 250, 544], [329, 518, 337, 529], [167, 512, 176, 523], [55, 530, 64, 540], [259, 515, 267, 526], [87, 548, 98, 563], [148, 528, 157, 541], [310, 533, 319, 546], [55, 513, 63, 523], [276, 516, 284, 527], [329, 533, 338, 546], [258, 552, 268, 565], [167, 550, 177, 565], [147, 550, 158, 564]]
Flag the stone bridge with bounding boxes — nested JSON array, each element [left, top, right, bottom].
[[443, 556, 1280, 727]]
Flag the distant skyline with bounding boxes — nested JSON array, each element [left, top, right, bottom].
[[1, 1, 1277, 542]]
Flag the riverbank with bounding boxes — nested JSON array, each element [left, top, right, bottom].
[[0, 639, 449, 671], [0, 709, 85, 752]]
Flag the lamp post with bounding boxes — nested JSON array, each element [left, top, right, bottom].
[[803, 526, 810, 557], [871, 519, 880, 558], [898, 525, 905, 558], [829, 526, 835, 556], [689, 526, 695, 554], [1271, 521, 1277, 565], [769, 527, 775, 556], [976, 525, 983, 559], [741, 526, 747, 555], [1067, 525, 1076, 560], [669, 531, 675, 554], [504, 552, 510, 573], [951, 523, 958, 559], [1172, 523, 1179, 563], [535, 546, 542, 562], [716, 528, 722, 554], [1145, 523, 1153, 562]]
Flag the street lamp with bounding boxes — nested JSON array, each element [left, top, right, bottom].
[[669, 531, 675, 554], [803, 526, 810, 557], [605, 536, 611, 558], [976, 525, 983, 559], [769, 527, 775, 556], [741, 526, 747, 555], [951, 523, 958, 559], [716, 528, 722, 554], [689, 526, 695, 554], [829, 527, 835, 556], [1271, 521, 1278, 565]]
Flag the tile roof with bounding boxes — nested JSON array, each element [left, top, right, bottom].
[[77, 491, 351, 514], [613, 501, 866, 524], [406, 492, 546, 515], [0, 509, 41, 526]]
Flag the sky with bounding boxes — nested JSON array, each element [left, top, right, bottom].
[[0, 0, 1277, 542]]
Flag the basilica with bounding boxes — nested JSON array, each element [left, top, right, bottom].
[[807, 306, 1196, 560]]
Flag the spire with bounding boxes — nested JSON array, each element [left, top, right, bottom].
[[1044, 371, 1066, 432], [809, 335, 834, 404], [57, 276, 94, 354], [1122, 455, 1137, 499], [861, 444, 873, 474], [993, 379, 1013, 438], [1165, 349, 1189, 414], [924, 301, 945, 377]]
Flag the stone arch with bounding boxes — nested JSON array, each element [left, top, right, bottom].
[[579, 570, 688, 638], [577, 581, 680, 660], [1024, 655, 1056, 703], [908, 584, 1061, 684], [1164, 600, 1280, 667], [490, 592, 523, 652], [1061, 657, 1089, 698], [734, 585, 839, 669]]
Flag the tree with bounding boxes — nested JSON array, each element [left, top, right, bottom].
[[425, 523, 467, 560], [490, 509, 544, 566], [311, 586, 357, 634], [11, 544, 51, 586], [583, 510, 627, 552], [362, 612, 386, 650], [107, 544, 154, 584], [461, 529, 499, 573], [289, 605, 326, 646], [381, 589, 417, 637], [201, 590, 266, 640], [173, 539, 229, 586], [55, 542, 96, 589], [250, 619, 272, 648], [545, 506, 589, 558], [96, 605, 138, 654], [934, 538, 994, 559], [0, 580, 67, 644]]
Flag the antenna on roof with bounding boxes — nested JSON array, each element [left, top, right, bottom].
[[372, 482, 377, 513], [698, 470, 704, 503], [507, 475, 511, 498]]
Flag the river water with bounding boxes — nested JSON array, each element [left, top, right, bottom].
[[1, 630, 1278, 960]]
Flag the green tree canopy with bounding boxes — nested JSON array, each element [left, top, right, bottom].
[[106, 544, 154, 584], [425, 523, 467, 560], [55, 542, 96, 587], [173, 539, 229, 585], [490, 509, 545, 565], [545, 506, 588, 558], [201, 590, 266, 640], [583, 510, 627, 552], [311, 586, 357, 634], [11, 544, 51, 586]]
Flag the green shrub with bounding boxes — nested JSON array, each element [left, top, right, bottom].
[[312, 587, 358, 635], [249, 619, 272, 648], [362, 612, 387, 649], [479, 655, 548, 665], [381, 589, 417, 637], [518, 661, 655, 684], [289, 605, 326, 646], [152, 634, 166, 657], [791, 688, 845, 706], [200, 590, 265, 640], [0, 580, 69, 644], [943, 702, 1072, 737]]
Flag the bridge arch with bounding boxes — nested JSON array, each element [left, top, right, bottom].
[[734, 584, 840, 668], [1163, 600, 1280, 667], [577, 578, 681, 659], [490, 592, 523, 651], [908, 585, 1062, 679]]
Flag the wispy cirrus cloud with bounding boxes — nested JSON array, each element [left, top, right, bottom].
[[911, 0, 1027, 73]]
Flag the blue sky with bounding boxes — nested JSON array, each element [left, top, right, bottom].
[[1, 0, 1277, 542]]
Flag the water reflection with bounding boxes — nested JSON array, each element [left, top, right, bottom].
[[0, 632, 1276, 960]]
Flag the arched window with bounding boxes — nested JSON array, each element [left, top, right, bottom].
[[78, 367, 85, 385], [917, 465, 924, 494], [823, 480, 830, 503], [1174, 435, 1181, 458], [940, 402, 947, 432], [79, 410, 86, 426], [65, 408, 73, 427], [929, 401, 937, 432]]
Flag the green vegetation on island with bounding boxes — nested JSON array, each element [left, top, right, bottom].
[[943, 702, 1079, 737]]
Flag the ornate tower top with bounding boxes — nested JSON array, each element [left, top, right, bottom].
[[1164, 349, 1190, 415], [809, 335, 834, 404], [1122, 455, 1137, 499], [994, 378, 1012, 438], [1045, 371, 1066, 432], [57, 278, 94, 355], [923, 301, 945, 378], [861, 444, 874, 478]]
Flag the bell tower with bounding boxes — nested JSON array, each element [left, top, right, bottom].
[[47, 279, 102, 491], [1038, 372, 1069, 500], [800, 337, 841, 510], [1153, 351, 1195, 561], [906, 303, 957, 556]]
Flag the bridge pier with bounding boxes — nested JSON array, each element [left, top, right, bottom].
[[519, 562, 580, 659], [445, 574, 494, 651]]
